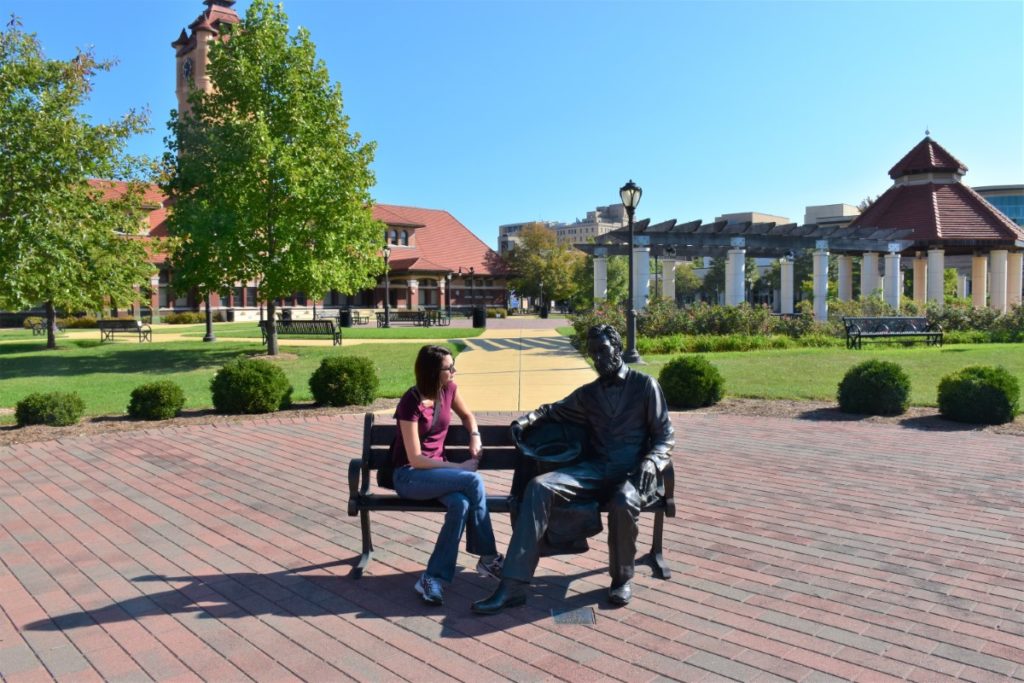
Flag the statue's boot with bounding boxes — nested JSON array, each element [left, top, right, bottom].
[[472, 578, 528, 615]]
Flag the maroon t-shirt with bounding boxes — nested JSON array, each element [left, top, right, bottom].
[[390, 381, 457, 466]]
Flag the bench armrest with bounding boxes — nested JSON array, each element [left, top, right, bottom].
[[347, 458, 364, 516], [663, 460, 676, 517]]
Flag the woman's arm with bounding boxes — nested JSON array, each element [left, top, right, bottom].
[[399, 419, 476, 470], [451, 390, 482, 458]]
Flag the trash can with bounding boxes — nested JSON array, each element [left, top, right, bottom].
[[339, 309, 353, 328], [226, 309, 235, 322], [539, 305, 549, 319], [472, 306, 487, 329]]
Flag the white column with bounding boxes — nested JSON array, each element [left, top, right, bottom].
[[971, 254, 988, 309], [812, 248, 829, 321], [913, 253, 927, 304], [634, 247, 650, 310], [593, 256, 608, 303], [860, 252, 880, 298], [780, 258, 794, 315], [884, 252, 902, 310], [990, 249, 1008, 313], [837, 255, 853, 301], [926, 248, 945, 307], [957, 274, 969, 299], [726, 248, 745, 306], [1007, 252, 1022, 308], [661, 259, 676, 302]]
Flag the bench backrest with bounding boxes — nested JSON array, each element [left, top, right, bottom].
[[98, 319, 141, 330], [362, 413, 519, 472], [260, 319, 336, 332], [843, 316, 932, 333]]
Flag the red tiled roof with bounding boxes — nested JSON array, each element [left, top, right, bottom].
[[373, 204, 505, 276], [86, 179, 169, 237], [888, 136, 967, 179], [848, 182, 1024, 242]]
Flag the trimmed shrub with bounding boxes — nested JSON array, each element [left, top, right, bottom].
[[15, 392, 86, 427], [128, 381, 186, 420], [837, 360, 911, 416], [210, 357, 293, 414], [658, 355, 725, 409], [58, 316, 98, 328], [937, 365, 1020, 425], [309, 356, 378, 407]]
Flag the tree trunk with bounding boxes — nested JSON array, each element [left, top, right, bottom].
[[266, 301, 278, 355], [45, 301, 57, 350]]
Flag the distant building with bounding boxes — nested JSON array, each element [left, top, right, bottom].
[[974, 185, 1024, 227], [715, 211, 790, 225], [498, 205, 627, 254], [803, 203, 861, 228]]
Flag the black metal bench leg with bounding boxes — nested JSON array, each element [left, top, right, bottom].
[[351, 510, 374, 578], [648, 511, 670, 579]]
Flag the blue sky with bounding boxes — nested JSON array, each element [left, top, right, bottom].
[[8, 0, 1023, 248]]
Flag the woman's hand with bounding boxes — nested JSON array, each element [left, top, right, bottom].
[[459, 458, 479, 472], [469, 434, 482, 458]]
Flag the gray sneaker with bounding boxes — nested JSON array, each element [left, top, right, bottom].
[[476, 553, 504, 580], [414, 573, 443, 605]]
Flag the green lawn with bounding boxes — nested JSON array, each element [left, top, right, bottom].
[[632, 344, 1024, 406], [0, 339, 456, 420]]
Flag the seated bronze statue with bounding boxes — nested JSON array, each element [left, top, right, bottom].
[[473, 324, 675, 614]]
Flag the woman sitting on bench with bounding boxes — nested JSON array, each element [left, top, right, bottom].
[[391, 345, 503, 606]]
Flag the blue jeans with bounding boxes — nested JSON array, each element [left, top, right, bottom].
[[394, 465, 497, 582]]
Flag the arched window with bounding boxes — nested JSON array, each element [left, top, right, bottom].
[[401, 230, 409, 246], [389, 229, 398, 245]]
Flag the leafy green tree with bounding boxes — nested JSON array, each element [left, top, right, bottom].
[[162, 0, 380, 355], [0, 18, 153, 349], [674, 261, 702, 302], [505, 223, 584, 307]]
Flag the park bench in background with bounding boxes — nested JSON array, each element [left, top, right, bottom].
[[259, 319, 341, 345], [30, 320, 64, 336], [375, 310, 431, 327], [347, 413, 675, 579], [843, 316, 942, 349], [98, 319, 152, 343]]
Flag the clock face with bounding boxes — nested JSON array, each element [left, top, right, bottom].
[[182, 57, 193, 80]]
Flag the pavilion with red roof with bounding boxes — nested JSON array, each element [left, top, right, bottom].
[[848, 136, 1024, 311]]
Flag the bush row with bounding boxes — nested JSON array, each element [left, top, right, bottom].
[[570, 299, 1024, 346], [13, 355, 380, 427], [654, 354, 1019, 426]]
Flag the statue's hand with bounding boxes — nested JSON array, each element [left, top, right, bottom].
[[639, 458, 657, 493]]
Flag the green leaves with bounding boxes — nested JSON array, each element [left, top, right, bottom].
[[0, 19, 154, 348], [162, 0, 381, 354]]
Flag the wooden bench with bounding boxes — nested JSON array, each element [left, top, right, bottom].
[[842, 316, 942, 349], [30, 320, 64, 336], [347, 413, 675, 579], [98, 319, 152, 343], [259, 319, 341, 345]]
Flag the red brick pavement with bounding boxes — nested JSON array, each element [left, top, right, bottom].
[[0, 412, 1021, 682]]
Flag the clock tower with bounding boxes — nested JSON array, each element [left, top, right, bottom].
[[171, 0, 240, 115]]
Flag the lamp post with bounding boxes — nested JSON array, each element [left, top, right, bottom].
[[445, 271, 453, 319], [382, 245, 391, 328], [203, 291, 216, 342], [469, 266, 476, 311], [620, 179, 643, 363]]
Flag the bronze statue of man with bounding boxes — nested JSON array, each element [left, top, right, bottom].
[[473, 323, 674, 614]]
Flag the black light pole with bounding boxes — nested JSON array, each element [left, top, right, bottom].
[[382, 245, 391, 328], [203, 291, 216, 342], [445, 272, 453, 319], [469, 266, 476, 310], [620, 179, 643, 363]]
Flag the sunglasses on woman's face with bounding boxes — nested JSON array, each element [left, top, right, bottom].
[[441, 363, 456, 374]]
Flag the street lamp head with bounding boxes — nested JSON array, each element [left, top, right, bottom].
[[382, 245, 391, 263], [469, 266, 475, 276], [446, 271, 452, 282], [619, 179, 642, 213]]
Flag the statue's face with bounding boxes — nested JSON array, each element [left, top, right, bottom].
[[588, 334, 622, 378]]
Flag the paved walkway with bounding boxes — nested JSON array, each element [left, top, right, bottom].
[[2, 320, 1022, 681]]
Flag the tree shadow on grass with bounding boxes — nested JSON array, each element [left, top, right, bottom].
[[0, 344, 257, 381], [21, 559, 607, 638]]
